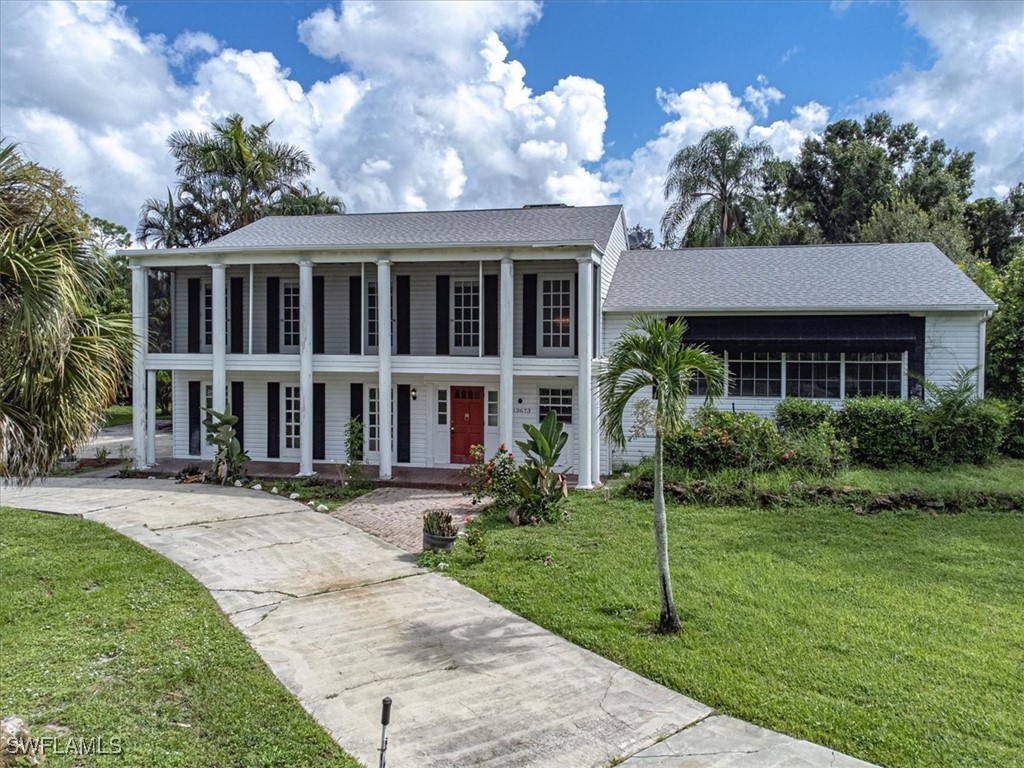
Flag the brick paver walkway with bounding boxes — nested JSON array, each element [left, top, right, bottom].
[[330, 487, 483, 552]]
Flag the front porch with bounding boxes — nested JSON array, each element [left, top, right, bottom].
[[132, 457, 580, 492]]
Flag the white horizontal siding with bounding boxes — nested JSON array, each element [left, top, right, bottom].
[[925, 312, 985, 390], [600, 209, 627, 301]]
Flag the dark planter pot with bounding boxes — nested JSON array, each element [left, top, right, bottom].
[[422, 530, 457, 553]]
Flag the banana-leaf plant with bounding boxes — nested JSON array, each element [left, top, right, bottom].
[[514, 409, 570, 524], [202, 405, 250, 484]]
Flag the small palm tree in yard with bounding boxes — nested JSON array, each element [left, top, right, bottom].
[[598, 316, 725, 634]]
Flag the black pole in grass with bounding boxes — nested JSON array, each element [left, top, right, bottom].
[[378, 696, 392, 768]]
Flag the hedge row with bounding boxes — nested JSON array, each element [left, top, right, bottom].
[[664, 395, 1016, 474]]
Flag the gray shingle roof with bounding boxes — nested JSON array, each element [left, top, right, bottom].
[[196, 204, 623, 253], [604, 243, 995, 313]]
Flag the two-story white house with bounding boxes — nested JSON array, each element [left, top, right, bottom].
[[125, 206, 995, 480], [126, 204, 626, 487]]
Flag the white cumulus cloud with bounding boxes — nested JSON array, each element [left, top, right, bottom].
[[871, 1, 1024, 198]]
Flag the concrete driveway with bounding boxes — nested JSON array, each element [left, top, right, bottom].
[[3, 478, 876, 768]]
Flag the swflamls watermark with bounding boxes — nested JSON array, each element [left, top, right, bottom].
[[2, 735, 124, 756]]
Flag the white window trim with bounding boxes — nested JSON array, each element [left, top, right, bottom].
[[279, 280, 300, 353], [537, 275, 574, 358], [451, 279, 481, 356]]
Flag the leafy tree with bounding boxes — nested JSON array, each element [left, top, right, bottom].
[[137, 114, 343, 247], [966, 184, 1024, 269], [0, 140, 133, 480], [598, 316, 725, 634], [782, 112, 975, 243], [661, 126, 775, 247], [859, 195, 971, 263], [985, 248, 1024, 401]]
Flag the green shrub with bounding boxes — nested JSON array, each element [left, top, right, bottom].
[[665, 407, 783, 473], [780, 422, 850, 475], [834, 397, 922, 468], [928, 399, 1009, 465], [775, 398, 836, 434], [998, 399, 1024, 458]]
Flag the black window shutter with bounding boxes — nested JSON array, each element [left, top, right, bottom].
[[349, 275, 362, 354], [396, 275, 411, 354], [231, 381, 244, 450], [397, 384, 411, 463], [484, 274, 498, 356], [522, 273, 537, 356], [230, 277, 244, 353], [313, 382, 326, 460], [313, 275, 325, 354], [266, 277, 280, 353], [187, 278, 201, 353], [188, 380, 201, 454], [436, 275, 450, 355], [574, 273, 579, 356], [349, 382, 364, 461], [267, 382, 280, 458]]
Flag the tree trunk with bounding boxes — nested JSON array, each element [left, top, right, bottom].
[[718, 202, 728, 247], [653, 431, 682, 633]]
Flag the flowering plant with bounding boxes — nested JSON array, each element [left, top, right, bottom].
[[463, 444, 520, 511]]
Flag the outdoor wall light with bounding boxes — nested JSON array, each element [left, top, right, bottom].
[[411, 388, 417, 400]]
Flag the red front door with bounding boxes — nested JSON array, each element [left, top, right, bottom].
[[450, 386, 485, 464]]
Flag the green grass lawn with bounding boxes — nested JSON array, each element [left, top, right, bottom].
[[102, 405, 133, 428], [439, 480, 1024, 768], [0, 507, 361, 767]]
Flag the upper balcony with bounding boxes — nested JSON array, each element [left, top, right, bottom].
[[145, 258, 599, 375]]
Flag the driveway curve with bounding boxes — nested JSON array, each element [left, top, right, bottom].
[[3, 478, 875, 768]]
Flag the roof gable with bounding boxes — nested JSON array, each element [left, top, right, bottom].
[[603, 242, 995, 313]]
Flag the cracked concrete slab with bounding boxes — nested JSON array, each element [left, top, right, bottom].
[[617, 715, 876, 767], [246, 572, 711, 767], [3, 478, 878, 768]]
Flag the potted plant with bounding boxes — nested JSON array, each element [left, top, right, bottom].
[[58, 449, 79, 470], [422, 509, 458, 553]]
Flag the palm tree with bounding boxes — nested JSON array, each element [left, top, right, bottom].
[[598, 316, 725, 634], [661, 126, 774, 247], [1, 140, 133, 481], [168, 114, 314, 227], [138, 115, 342, 247]]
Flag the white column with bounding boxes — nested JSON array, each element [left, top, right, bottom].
[[130, 265, 148, 468], [377, 258, 393, 480], [590, 263, 602, 485], [146, 369, 157, 465], [576, 256, 594, 489], [499, 256, 515, 449], [210, 263, 227, 415], [299, 260, 315, 475]]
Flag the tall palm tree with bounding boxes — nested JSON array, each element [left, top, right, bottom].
[[138, 115, 343, 247], [598, 316, 725, 634], [0, 140, 133, 481], [168, 114, 314, 227], [661, 126, 775, 247]]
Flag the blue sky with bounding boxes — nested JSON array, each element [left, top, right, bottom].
[[1, 1, 1020, 234]]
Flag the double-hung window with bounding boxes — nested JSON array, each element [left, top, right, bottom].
[[452, 279, 480, 354], [281, 281, 300, 351], [366, 281, 378, 351], [845, 352, 902, 397], [540, 278, 572, 355], [538, 388, 573, 424], [728, 352, 782, 397], [367, 387, 380, 452], [786, 353, 841, 399], [283, 385, 301, 451]]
